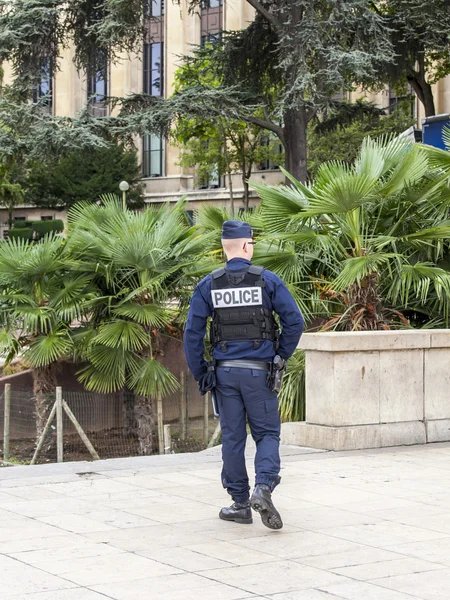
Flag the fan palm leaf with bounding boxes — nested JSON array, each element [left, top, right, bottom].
[[25, 329, 73, 367]]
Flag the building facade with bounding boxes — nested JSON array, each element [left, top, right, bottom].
[[3, 0, 450, 236]]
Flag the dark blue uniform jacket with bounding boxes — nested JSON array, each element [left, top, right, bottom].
[[183, 258, 305, 381]]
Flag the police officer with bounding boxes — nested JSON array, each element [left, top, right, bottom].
[[184, 220, 304, 529]]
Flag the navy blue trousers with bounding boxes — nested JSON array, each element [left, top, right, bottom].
[[215, 366, 281, 504]]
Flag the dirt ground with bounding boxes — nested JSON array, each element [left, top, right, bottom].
[[3, 428, 209, 465]]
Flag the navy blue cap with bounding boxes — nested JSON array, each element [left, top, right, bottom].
[[221, 220, 253, 239]]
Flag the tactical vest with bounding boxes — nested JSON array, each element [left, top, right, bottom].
[[210, 265, 278, 352]]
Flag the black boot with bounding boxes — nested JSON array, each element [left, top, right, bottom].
[[219, 501, 253, 524], [250, 484, 283, 530]]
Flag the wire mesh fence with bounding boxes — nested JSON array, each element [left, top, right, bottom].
[[0, 372, 220, 465]]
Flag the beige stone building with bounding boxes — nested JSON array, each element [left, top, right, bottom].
[[2, 0, 450, 237]]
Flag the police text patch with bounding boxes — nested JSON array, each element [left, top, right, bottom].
[[211, 287, 262, 309]]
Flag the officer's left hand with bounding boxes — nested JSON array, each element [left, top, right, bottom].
[[197, 371, 216, 396]]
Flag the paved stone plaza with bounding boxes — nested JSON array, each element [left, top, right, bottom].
[[1, 442, 450, 600]]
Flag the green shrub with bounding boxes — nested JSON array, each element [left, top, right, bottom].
[[8, 228, 34, 241], [32, 219, 64, 239], [12, 220, 33, 228]]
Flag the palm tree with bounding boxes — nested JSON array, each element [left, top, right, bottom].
[[0, 235, 95, 441], [253, 135, 450, 331], [66, 196, 211, 455]]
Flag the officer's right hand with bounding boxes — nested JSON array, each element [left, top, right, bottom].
[[197, 371, 216, 396]]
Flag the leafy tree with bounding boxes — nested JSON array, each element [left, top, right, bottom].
[[173, 46, 282, 211], [0, 87, 110, 164], [0, 162, 24, 228], [112, 3, 393, 182], [174, 118, 282, 212], [308, 101, 415, 177], [0, 85, 111, 219], [0, 0, 147, 97], [170, 2, 393, 182], [0, 0, 419, 184], [0, 236, 96, 442], [65, 196, 211, 455], [375, 0, 450, 117], [25, 143, 144, 209]]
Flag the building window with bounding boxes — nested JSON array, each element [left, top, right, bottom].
[[388, 85, 416, 119], [198, 165, 221, 189], [143, 134, 165, 177], [202, 0, 223, 8], [87, 51, 108, 116], [144, 43, 164, 96], [145, 0, 164, 17], [33, 58, 53, 111], [201, 0, 223, 46], [259, 156, 281, 171], [259, 136, 282, 171], [41, 216, 53, 221], [185, 210, 195, 225], [143, 0, 164, 177]]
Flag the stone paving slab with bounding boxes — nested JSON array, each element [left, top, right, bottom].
[[2, 443, 450, 599]]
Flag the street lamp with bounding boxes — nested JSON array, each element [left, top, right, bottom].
[[119, 180, 130, 210]]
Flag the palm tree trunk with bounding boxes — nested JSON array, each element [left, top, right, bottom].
[[123, 385, 138, 438], [33, 364, 57, 443], [134, 395, 156, 455]]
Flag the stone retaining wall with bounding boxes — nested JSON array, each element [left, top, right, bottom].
[[281, 330, 450, 451]]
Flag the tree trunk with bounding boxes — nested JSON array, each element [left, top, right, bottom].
[[134, 395, 156, 455], [7, 203, 13, 229], [123, 386, 138, 438], [240, 142, 250, 212], [283, 107, 308, 183], [407, 52, 436, 118], [407, 75, 435, 117], [222, 129, 234, 215], [243, 178, 250, 211], [422, 83, 436, 117], [33, 364, 57, 444]]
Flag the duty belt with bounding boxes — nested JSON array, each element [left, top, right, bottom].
[[216, 359, 271, 371]]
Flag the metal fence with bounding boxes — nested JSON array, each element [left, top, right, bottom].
[[0, 374, 220, 465]]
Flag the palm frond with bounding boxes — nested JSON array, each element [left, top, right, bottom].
[[253, 181, 309, 232], [332, 253, 398, 291], [388, 263, 450, 307], [278, 350, 305, 422], [380, 145, 429, 197], [79, 344, 127, 392], [0, 329, 20, 362], [93, 320, 149, 352], [113, 302, 173, 327], [126, 357, 180, 398], [25, 330, 73, 367], [420, 143, 450, 173]]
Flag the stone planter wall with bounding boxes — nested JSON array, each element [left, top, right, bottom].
[[281, 330, 450, 451]]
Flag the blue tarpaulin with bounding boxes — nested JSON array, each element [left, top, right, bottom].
[[422, 114, 450, 149]]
